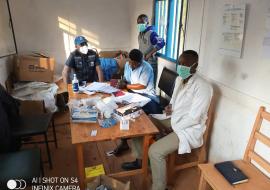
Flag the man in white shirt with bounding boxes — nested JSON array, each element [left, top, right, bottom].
[[148, 50, 212, 190]]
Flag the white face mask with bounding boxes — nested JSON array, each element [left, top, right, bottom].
[[79, 45, 88, 54]]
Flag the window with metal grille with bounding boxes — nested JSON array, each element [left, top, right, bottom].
[[155, 0, 188, 61]]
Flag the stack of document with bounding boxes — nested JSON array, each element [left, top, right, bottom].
[[113, 92, 151, 107], [84, 82, 118, 94]]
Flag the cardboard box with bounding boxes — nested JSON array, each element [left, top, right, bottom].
[[19, 100, 46, 115], [15, 54, 55, 82], [87, 175, 130, 190]]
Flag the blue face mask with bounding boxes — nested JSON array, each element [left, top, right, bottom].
[[137, 23, 147, 32], [177, 62, 196, 80]]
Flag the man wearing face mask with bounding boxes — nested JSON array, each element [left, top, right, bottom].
[[62, 36, 104, 84], [124, 50, 213, 190], [137, 14, 165, 85], [113, 49, 162, 157], [121, 49, 161, 113]]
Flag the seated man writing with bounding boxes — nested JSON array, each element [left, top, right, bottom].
[[122, 50, 213, 190], [120, 49, 162, 114], [113, 49, 162, 156]]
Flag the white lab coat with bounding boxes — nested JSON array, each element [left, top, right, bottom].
[[170, 74, 213, 154]]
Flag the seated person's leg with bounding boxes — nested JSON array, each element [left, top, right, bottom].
[[127, 90, 163, 115], [121, 118, 172, 171], [122, 137, 143, 170], [149, 132, 179, 190], [113, 138, 130, 156], [142, 99, 163, 115], [114, 96, 162, 157], [150, 117, 172, 140]]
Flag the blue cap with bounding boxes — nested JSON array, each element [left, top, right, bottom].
[[74, 36, 88, 45]]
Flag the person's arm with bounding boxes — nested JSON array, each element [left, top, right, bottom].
[[126, 84, 146, 90], [127, 64, 151, 90], [145, 32, 165, 60], [62, 65, 71, 84], [63, 53, 75, 84], [164, 104, 172, 116], [96, 65, 104, 82], [145, 48, 158, 61]]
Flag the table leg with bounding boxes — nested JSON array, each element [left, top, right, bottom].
[[142, 135, 151, 189], [76, 144, 85, 190], [198, 174, 208, 190]]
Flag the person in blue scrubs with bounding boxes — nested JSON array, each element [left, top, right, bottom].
[[113, 49, 162, 156], [122, 49, 161, 114]]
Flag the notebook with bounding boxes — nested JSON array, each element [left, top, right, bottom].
[[214, 161, 248, 185]]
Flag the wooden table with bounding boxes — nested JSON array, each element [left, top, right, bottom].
[[68, 85, 159, 189]]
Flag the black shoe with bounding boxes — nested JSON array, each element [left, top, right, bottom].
[[121, 159, 142, 170], [113, 141, 130, 157]]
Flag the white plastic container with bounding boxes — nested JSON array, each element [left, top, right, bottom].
[[72, 74, 79, 93]]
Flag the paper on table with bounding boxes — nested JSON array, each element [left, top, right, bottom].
[[82, 90, 95, 96], [113, 92, 151, 107], [84, 82, 118, 93], [150, 113, 171, 120]]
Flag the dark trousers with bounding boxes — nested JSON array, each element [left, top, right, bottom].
[[117, 91, 162, 150], [127, 89, 162, 115], [142, 99, 163, 115]]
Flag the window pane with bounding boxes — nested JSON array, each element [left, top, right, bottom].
[[172, 0, 182, 60], [155, 0, 188, 60], [178, 0, 188, 56], [155, 0, 168, 55]]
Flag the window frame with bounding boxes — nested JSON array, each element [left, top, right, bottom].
[[154, 0, 188, 63]]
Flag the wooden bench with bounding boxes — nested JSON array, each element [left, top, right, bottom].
[[198, 106, 270, 190]]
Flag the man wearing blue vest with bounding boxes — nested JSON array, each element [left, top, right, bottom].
[[137, 14, 165, 85], [62, 36, 104, 84]]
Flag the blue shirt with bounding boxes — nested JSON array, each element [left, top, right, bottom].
[[124, 60, 158, 102], [99, 58, 118, 81], [145, 26, 165, 50]]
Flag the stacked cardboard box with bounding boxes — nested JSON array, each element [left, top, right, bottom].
[[10, 53, 56, 114], [14, 53, 55, 83]]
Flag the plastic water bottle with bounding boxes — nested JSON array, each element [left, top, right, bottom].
[[72, 74, 79, 93]]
